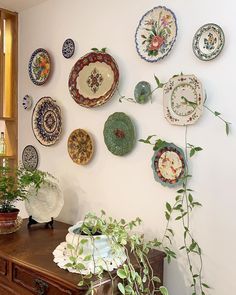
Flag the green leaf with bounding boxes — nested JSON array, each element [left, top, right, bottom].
[[80, 239, 88, 244], [226, 122, 230, 135], [202, 283, 210, 289], [118, 283, 125, 295], [76, 263, 86, 270], [117, 269, 127, 279], [78, 280, 84, 287], [101, 47, 107, 52], [167, 229, 174, 236], [159, 286, 169, 295], [91, 47, 98, 51], [214, 111, 221, 116], [166, 202, 172, 213], [188, 194, 193, 203], [67, 244, 75, 250], [154, 75, 164, 88], [83, 255, 92, 261], [177, 189, 185, 193], [190, 149, 195, 157], [195, 147, 203, 152], [165, 211, 170, 221], [152, 276, 161, 283], [175, 216, 182, 220]]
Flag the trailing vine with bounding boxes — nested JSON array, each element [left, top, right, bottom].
[[140, 131, 210, 295]]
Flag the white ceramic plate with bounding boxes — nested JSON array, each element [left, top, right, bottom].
[[25, 183, 64, 223], [163, 75, 204, 125]]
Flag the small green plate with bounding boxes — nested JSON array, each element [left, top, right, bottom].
[[103, 112, 136, 156]]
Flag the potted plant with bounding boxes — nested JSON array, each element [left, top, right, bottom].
[[53, 211, 169, 295], [0, 164, 54, 230]]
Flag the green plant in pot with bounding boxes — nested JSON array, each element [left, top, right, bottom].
[[0, 164, 53, 231], [54, 211, 169, 295]]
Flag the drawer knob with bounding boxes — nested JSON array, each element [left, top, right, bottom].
[[34, 278, 48, 295]]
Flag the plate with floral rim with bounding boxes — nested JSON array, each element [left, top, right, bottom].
[[32, 97, 62, 146], [67, 129, 94, 165], [192, 23, 225, 61], [135, 6, 177, 62], [163, 74, 204, 125], [22, 145, 39, 171], [151, 142, 187, 187], [68, 51, 119, 108], [28, 48, 51, 85]]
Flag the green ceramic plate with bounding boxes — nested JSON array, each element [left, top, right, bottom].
[[103, 112, 135, 156]]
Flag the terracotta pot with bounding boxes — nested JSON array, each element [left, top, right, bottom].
[[0, 209, 19, 229]]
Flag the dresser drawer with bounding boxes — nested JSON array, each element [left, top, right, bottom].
[[0, 257, 8, 277], [12, 264, 76, 295]]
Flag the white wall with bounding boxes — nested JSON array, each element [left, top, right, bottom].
[[18, 1, 236, 294]]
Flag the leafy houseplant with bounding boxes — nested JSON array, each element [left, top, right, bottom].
[[63, 211, 169, 295], [0, 164, 54, 229]]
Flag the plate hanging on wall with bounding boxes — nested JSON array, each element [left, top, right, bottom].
[[103, 112, 136, 156], [22, 145, 39, 171], [68, 51, 119, 108], [152, 142, 186, 187], [22, 95, 33, 110], [192, 23, 225, 61], [62, 38, 75, 58], [135, 6, 177, 62], [32, 97, 62, 146], [67, 129, 94, 165], [28, 48, 51, 85], [163, 75, 204, 125]]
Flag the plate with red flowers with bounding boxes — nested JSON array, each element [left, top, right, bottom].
[[135, 6, 177, 62]]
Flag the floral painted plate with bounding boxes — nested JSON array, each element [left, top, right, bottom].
[[28, 48, 51, 85], [25, 183, 64, 223], [103, 112, 135, 156], [68, 51, 119, 108], [32, 97, 62, 146], [152, 142, 186, 187], [193, 23, 225, 61], [135, 6, 177, 62], [67, 129, 94, 165], [163, 75, 204, 125], [22, 145, 39, 171]]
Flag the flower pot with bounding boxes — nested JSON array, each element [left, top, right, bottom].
[[0, 209, 19, 229]]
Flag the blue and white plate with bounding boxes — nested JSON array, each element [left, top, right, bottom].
[[62, 38, 75, 58]]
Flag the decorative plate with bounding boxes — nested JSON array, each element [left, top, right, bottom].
[[67, 129, 94, 165], [22, 145, 39, 171], [135, 6, 177, 62], [28, 48, 51, 85], [62, 38, 75, 58], [163, 75, 204, 125], [134, 81, 152, 104], [32, 97, 62, 146], [25, 183, 64, 223], [22, 95, 33, 110], [103, 112, 135, 156], [68, 51, 119, 108], [152, 142, 186, 187], [193, 23, 225, 61]]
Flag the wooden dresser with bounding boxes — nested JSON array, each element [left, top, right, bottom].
[[0, 220, 164, 295]]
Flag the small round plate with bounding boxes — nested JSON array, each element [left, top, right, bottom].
[[22, 95, 33, 110], [68, 51, 119, 108], [103, 112, 136, 156], [22, 145, 39, 171], [28, 48, 51, 85], [163, 74, 204, 125], [67, 129, 94, 165], [152, 142, 186, 187], [62, 38, 75, 58], [193, 23, 225, 61], [25, 183, 64, 223], [32, 97, 62, 146], [135, 6, 178, 62]]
